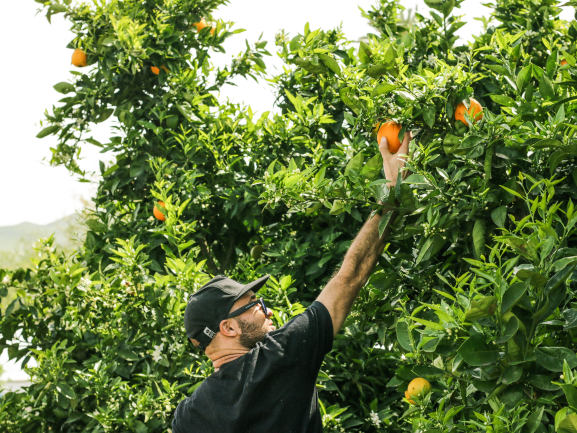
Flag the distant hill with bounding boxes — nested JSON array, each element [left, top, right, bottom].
[[0, 215, 85, 269]]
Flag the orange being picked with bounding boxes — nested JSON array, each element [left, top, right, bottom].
[[405, 378, 432, 405], [561, 59, 569, 66], [151, 65, 169, 75], [377, 120, 403, 153], [71, 49, 87, 67], [153, 201, 166, 221], [194, 18, 215, 35], [455, 98, 483, 126]]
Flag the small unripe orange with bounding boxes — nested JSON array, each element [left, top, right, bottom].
[[153, 201, 166, 221], [455, 98, 483, 126], [151, 65, 169, 75], [71, 49, 87, 67], [194, 18, 215, 35], [376, 121, 402, 153], [405, 378, 432, 405]]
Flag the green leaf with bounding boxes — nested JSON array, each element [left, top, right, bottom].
[[412, 365, 445, 379], [490, 95, 516, 107], [520, 406, 544, 433], [318, 53, 341, 76], [378, 211, 394, 238], [36, 125, 61, 139], [56, 383, 76, 399], [465, 296, 497, 321], [53, 82, 76, 94], [559, 414, 577, 433], [545, 264, 576, 295], [404, 174, 428, 185], [339, 88, 362, 115], [472, 219, 486, 260], [539, 74, 555, 99], [491, 206, 507, 228], [416, 235, 446, 264], [396, 320, 413, 351], [424, 0, 455, 16], [329, 200, 345, 216], [516, 64, 533, 94], [371, 82, 397, 97], [360, 153, 383, 181], [494, 315, 519, 344], [501, 283, 526, 314], [561, 385, 577, 410], [345, 153, 364, 177], [500, 365, 523, 385], [532, 138, 562, 149], [133, 420, 148, 433], [536, 347, 577, 372], [458, 334, 499, 366], [118, 348, 139, 361], [528, 374, 558, 391], [423, 105, 436, 128], [85, 219, 108, 233]]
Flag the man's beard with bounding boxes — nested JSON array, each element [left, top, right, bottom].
[[236, 317, 268, 350]]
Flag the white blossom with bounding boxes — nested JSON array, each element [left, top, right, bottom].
[[152, 343, 164, 362], [370, 411, 381, 428], [425, 53, 437, 67], [2, 275, 11, 285]]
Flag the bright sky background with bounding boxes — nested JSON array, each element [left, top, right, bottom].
[[0, 1, 573, 228]]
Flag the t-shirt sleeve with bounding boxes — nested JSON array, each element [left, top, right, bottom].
[[266, 300, 333, 374]]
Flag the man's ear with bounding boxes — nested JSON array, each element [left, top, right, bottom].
[[219, 319, 240, 337]]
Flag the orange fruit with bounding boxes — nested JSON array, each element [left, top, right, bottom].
[[194, 18, 215, 35], [153, 201, 166, 221], [405, 378, 431, 405], [71, 49, 87, 67], [455, 98, 483, 126], [377, 121, 402, 153], [151, 65, 169, 75], [561, 59, 568, 66]]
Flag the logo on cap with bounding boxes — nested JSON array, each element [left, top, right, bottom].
[[204, 327, 216, 339]]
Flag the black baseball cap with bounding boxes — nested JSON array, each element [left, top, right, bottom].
[[184, 274, 270, 350]]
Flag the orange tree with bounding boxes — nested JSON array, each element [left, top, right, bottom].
[[1, 0, 577, 432]]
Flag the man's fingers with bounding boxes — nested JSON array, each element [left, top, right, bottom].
[[379, 136, 390, 156]]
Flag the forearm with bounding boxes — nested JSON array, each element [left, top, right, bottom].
[[317, 208, 396, 334], [337, 208, 395, 288]]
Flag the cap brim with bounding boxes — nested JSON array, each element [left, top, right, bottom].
[[236, 274, 270, 299]]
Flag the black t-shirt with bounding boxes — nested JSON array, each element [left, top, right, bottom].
[[172, 301, 334, 433]]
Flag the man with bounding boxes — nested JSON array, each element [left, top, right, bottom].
[[172, 133, 412, 433]]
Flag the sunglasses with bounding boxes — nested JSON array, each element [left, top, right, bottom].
[[226, 297, 270, 319]]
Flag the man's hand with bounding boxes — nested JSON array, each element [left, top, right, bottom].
[[380, 131, 412, 186]]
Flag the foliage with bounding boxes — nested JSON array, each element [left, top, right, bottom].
[[2, 0, 577, 431]]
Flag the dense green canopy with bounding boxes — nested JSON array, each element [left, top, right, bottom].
[[1, 0, 577, 431]]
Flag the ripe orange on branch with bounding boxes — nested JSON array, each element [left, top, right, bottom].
[[376, 121, 403, 154], [71, 49, 87, 67], [561, 59, 568, 66], [405, 378, 432, 405], [151, 65, 169, 75], [153, 201, 166, 221], [193, 18, 215, 35], [455, 98, 483, 126]]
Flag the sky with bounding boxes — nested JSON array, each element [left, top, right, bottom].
[[0, 0, 572, 228]]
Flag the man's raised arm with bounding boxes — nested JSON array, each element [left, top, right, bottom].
[[316, 131, 412, 335]]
